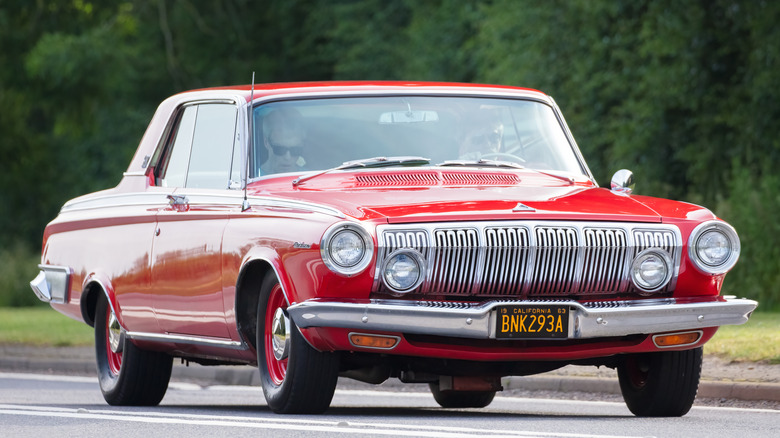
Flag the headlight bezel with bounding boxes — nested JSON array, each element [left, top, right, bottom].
[[688, 221, 740, 275], [320, 222, 374, 276], [631, 248, 674, 293], [381, 249, 426, 294]]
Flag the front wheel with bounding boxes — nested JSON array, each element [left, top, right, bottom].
[[257, 271, 339, 414], [95, 296, 172, 406], [617, 347, 702, 417]]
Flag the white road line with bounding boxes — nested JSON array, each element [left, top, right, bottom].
[[0, 372, 201, 391], [0, 404, 646, 438], [691, 405, 780, 414], [2, 372, 777, 415], [0, 372, 95, 383]]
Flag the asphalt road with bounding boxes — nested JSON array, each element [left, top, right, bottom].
[[2, 372, 778, 438]]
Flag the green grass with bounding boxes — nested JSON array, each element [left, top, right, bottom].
[[704, 311, 780, 364], [1, 307, 777, 364], [0, 307, 93, 347]]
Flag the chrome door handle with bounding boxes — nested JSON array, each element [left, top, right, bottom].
[[166, 194, 190, 211], [167, 194, 188, 205]]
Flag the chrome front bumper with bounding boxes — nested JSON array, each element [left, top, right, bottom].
[[287, 297, 758, 340]]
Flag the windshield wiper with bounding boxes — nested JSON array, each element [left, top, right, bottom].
[[436, 159, 525, 170], [293, 156, 430, 186], [338, 156, 431, 170]]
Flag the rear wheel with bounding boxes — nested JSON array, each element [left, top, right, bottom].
[[95, 296, 172, 406], [429, 382, 496, 408], [617, 347, 702, 417], [257, 271, 339, 414]]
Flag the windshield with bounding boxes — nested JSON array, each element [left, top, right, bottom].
[[250, 96, 585, 178]]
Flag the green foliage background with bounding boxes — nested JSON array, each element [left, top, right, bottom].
[[1, 0, 777, 309]]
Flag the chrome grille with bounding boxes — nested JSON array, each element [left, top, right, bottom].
[[579, 228, 630, 294], [528, 226, 579, 296], [480, 227, 530, 296], [430, 228, 480, 295], [633, 229, 676, 255], [374, 221, 682, 298], [382, 230, 429, 254]]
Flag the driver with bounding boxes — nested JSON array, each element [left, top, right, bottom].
[[260, 107, 307, 175]]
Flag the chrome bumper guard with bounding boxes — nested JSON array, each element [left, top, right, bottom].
[[287, 297, 758, 340], [29, 265, 72, 304]]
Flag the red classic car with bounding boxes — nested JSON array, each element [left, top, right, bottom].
[[31, 81, 756, 416]]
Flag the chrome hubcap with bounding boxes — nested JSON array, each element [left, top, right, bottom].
[[108, 310, 124, 353], [271, 307, 290, 361]]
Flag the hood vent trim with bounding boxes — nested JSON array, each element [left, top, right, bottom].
[[353, 172, 520, 187]]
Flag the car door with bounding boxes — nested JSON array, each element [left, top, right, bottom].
[[151, 101, 243, 338]]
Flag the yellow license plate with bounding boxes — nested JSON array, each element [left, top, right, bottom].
[[495, 305, 569, 339]]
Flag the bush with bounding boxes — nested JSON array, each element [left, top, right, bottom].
[[0, 242, 45, 307], [717, 165, 780, 311]]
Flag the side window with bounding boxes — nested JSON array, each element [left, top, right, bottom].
[[187, 104, 238, 189], [157, 103, 239, 189], [158, 106, 197, 188]]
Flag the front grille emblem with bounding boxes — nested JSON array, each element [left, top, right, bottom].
[[512, 202, 536, 212]]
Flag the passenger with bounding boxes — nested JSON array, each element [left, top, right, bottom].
[[458, 111, 504, 160]]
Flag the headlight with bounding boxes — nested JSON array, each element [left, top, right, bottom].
[[688, 221, 740, 275], [321, 222, 374, 276], [382, 249, 425, 294], [329, 230, 365, 267], [631, 249, 673, 293]]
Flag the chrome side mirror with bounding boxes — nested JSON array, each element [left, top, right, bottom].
[[610, 169, 635, 194]]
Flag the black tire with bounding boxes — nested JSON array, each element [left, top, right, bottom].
[[617, 347, 702, 417], [95, 296, 173, 406], [429, 382, 496, 408], [257, 271, 339, 414]]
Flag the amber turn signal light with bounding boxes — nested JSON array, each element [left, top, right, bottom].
[[349, 333, 399, 349], [653, 331, 701, 348]]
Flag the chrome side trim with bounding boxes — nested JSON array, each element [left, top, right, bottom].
[[126, 331, 247, 350], [247, 196, 346, 218], [30, 265, 72, 304], [287, 297, 757, 340], [61, 192, 171, 212], [60, 191, 345, 218]]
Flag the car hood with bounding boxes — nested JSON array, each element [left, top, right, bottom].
[[249, 169, 709, 224]]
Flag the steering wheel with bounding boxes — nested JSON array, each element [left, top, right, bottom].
[[480, 152, 526, 164]]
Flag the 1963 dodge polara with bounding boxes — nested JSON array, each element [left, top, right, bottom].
[[31, 81, 757, 416]]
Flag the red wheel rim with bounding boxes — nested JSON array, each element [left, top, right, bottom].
[[264, 283, 288, 385], [105, 305, 122, 376], [625, 356, 648, 388]]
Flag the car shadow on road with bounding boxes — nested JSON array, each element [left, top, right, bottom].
[[148, 403, 632, 420]]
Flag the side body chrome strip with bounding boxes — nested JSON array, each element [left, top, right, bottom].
[[126, 331, 247, 350], [60, 191, 344, 218]]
